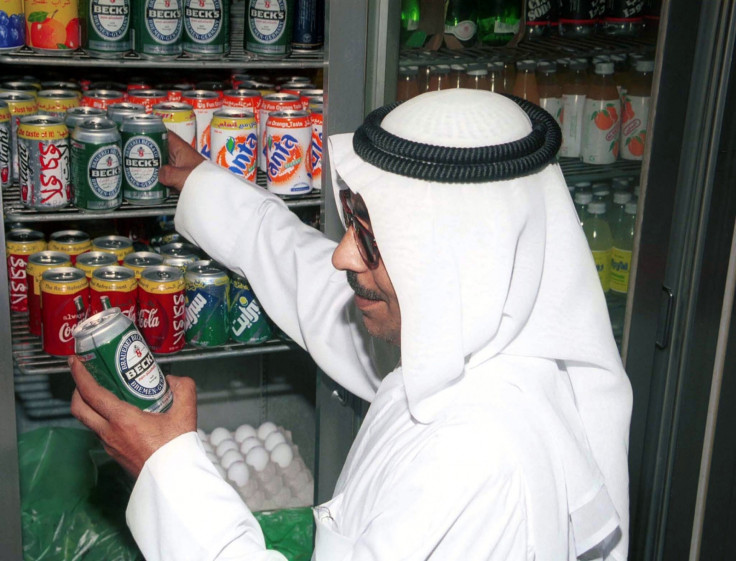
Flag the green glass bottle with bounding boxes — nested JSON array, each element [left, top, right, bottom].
[[478, 0, 521, 46], [444, 0, 478, 48], [400, 0, 425, 47]]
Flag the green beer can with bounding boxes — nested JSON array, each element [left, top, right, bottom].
[[71, 116, 123, 212], [73, 307, 173, 413], [185, 259, 229, 347], [183, 0, 230, 58], [120, 114, 168, 205], [245, 0, 293, 57], [81, 0, 133, 58], [134, 0, 184, 59], [229, 273, 272, 344]]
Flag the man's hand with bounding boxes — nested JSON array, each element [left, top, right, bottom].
[[69, 356, 198, 477], [160, 130, 206, 192]]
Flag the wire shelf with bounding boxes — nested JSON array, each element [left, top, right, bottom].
[[559, 158, 642, 183]]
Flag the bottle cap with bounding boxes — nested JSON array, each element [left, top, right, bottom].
[[575, 181, 592, 190], [466, 68, 488, 76], [516, 59, 537, 71], [450, 64, 466, 71], [588, 201, 607, 214], [625, 201, 638, 214], [537, 60, 556, 73], [593, 186, 610, 197], [574, 192, 593, 204], [612, 177, 632, 190], [594, 62, 615, 75], [635, 59, 655, 73], [613, 191, 632, 204]]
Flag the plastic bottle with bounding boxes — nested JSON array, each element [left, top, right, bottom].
[[574, 191, 593, 226], [427, 65, 452, 91], [463, 67, 491, 90], [449, 64, 466, 88], [608, 190, 632, 238], [537, 60, 563, 126], [512, 60, 540, 105], [524, 0, 555, 38], [581, 62, 621, 164], [592, 182, 612, 206], [559, 59, 588, 158], [609, 200, 637, 333], [611, 176, 632, 194], [444, 0, 479, 48], [583, 201, 613, 293], [621, 59, 653, 161], [400, 0, 424, 47], [487, 60, 506, 93], [604, 0, 644, 36], [478, 0, 521, 46], [397, 66, 420, 102], [559, 0, 603, 37]]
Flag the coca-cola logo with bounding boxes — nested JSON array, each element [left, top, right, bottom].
[[122, 305, 136, 320], [59, 322, 74, 343], [139, 307, 160, 328]]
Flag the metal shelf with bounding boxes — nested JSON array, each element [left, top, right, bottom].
[[558, 158, 642, 183]]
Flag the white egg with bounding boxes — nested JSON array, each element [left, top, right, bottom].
[[209, 427, 231, 447], [215, 464, 227, 478], [245, 446, 270, 472], [216, 439, 239, 458], [257, 421, 278, 440], [264, 431, 286, 451], [240, 436, 261, 455], [197, 428, 207, 441], [270, 442, 294, 468], [221, 449, 244, 470], [234, 424, 257, 443], [227, 461, 250, 487], [262, 475, 283, 495]]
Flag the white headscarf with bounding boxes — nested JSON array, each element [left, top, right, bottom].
[[328, 90, 632, 559]]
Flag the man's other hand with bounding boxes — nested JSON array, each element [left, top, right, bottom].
[[70, 355, 198, 477], [159, 130, 206, 192]]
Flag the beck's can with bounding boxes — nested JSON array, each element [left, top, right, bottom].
[[185, 260, 229, 347], [229, 274, 272, 344], [81, 0, 132, 58], [127, 89, 167, 113], [0, 1, 24, 52], [41, 267, 88, 357], [48, 230, 92, 264], [18, 115, 71, 210], [120, 114, 168, 205], [82, 89, 127, 110], [138, 265, 186, 354], [258, 93, 302, 171], [310, 106, 323, 190], [152, 102, 196, 147], [245, 0, 292, 58], [211, 108, 258, 183], [73, 307, 173, 412], [27, 251, 72, 336], [183, 0, 230, 58], [266, 110, 312, 195], [37, 90, 80, 119], [92, 235, 134, 263], [0, 100, 10, 188], [133, 0, 184, 59], [65, 106, 106, 130], [6, 228, 46, 313], [75, 250, 118, 279], [181, 90, 221, 159], [0, 91, 37, 182], [107, 102, 147, 127], [71, 116, 123, 212], [90, 265, 137, 320], [123, 251, 165, 279]]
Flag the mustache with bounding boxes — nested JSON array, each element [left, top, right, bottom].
[[346, 271, 383, 301]]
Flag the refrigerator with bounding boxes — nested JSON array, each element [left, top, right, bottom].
[[363, 0, 736, 559]]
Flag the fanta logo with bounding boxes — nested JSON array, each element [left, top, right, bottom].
[[310, 130, 322, 178], [267, 134, 303, 184], [200, 124, 211, 159], [216, 133, 257, 180]]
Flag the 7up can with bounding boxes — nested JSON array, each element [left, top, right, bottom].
[[245, 0, 293, 57], [121, 114, 168, 205], [73, 307, 173, 412], [183, 0, 230, 58], [71, 116, 123, 212], [229, 273, 272, 344], [185, 260, 229, 347], [81, 0, 132, 58], [134, 0, 184, 59]]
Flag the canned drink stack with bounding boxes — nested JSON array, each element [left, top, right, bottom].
[[229, 273, 272, 344], [120, 113, 169, 205], [6, 228, 46, 313], [73, 307, 173, 412], [41, 267, 88, 357], [133, 0, 183, 59], [185, 260, 229, 347], [90, 265, 137, 320], [82, 89, 126, 110], [183, 0, 230, 58], [81, 0, 133, 58], [245, 0, 293, 58], [138, 265, 187, 354], [211, 108, 258, 183], [48, 230, 91, 264], [127, 89, 167, 113], [223, 89, 262, 112], [152, 102, 196, 147], [26, 251, 72, 336], [71, 116, 123, 212], [25, 0, 79, 55], [0, 1, 25, 52], [266, 110, 312, 195]]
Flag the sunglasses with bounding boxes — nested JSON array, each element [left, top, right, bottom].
[[339, 189, 380, 269]]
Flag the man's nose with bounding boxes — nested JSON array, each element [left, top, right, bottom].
[[332, 228, 368, 272]]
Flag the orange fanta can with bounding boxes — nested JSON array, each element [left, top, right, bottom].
[[25, 0, 79, 55]]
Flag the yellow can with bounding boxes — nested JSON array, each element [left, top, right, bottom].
[[25, 0, 80, 54]]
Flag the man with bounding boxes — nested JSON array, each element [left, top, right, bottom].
[[70, 90, 632, 560]]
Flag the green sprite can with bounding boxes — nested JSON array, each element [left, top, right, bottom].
[[73, 307, 173, 412], [185, 259, 229, 347], [120, 114, 168, 205], [229, 273, 272, 344], [245, 0, 293, 58], [80, 0, 133, 58], [183, 0, 230, 58], [71, 116, 123, 212], [134, 0, 184, 59]]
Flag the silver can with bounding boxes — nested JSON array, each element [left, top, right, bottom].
[[0, 91, 37, 182], [65, 106, 106, 130], [152, 102, 196, 147], [123, 251, 165, 279], [18, 115, 71, 211], [37, 90, 81, 119], [71, 117, 123, 212], [159, 242, 201, 260], [107, 103, 147, 128], [120, 114, 169, 205]]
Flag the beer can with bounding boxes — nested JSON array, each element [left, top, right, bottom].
[[266, 110, 312, 195], [107, 102, 147, 127], [73, 307, 173, 412], [0, 100, 10, 188], [183, 0, 230, 58], [25, 0, 79, 54], [138, 265, 186, 354], [41, 267, 88, 356], [0, 0, 24, 51], [0, 91, 37, 182], [49, 230, 92, 264], [292, 0, 324, 51], [181, 90, 221, 158], [18, 114, 71, 210], [211, 108, 258, 183], [81, 0, 132, 58], [152, 102, 196, 147], [159, 241, 201, 260], [92, 235, 134, 263], [185, 259, 229, 347], [89, 265, 137, 320], [82, 89, 126, 110], [223, 89, 262, 113], [229, 273, 272, 344], [75, 250, 117, 279], [133, 0, 183, 59], [123, 251, 164, 279], [245, 0, 293, 58], [120, 113, 168, 205], [27, 251, 71, 336], [37, 89, 80, 119], [310, 106, 323, 191], [127, 89, 167, 113], [164, 256, 196, 272], [258, 93, 301, 171], [6, 228, 46, 313], [71, 117, 123, 212], [65, 106, 106, 130]]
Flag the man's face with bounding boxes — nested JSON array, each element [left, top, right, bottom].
[[332, 191, 401, 346]]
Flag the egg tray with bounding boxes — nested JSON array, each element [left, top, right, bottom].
[[198, 422, 314, 513]]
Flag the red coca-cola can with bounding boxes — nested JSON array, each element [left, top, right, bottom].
[[6, 229, 46, 313], [138, 266, 186, 354], [26, 251, 71, 336], [40, 267, 88, 356], [90, 266, 137, 322]]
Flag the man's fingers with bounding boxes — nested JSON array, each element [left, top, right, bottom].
[[168, 130, 204, 168], [69, 356, 128, 420], [166, 376, 198, 429], [159, 164, 195, 191], [71, 389, 110, 435]]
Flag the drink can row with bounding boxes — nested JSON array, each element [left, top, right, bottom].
[[152, 102, 196, 147], [211, 108, 258, 183], [71, 116, 123, 212]]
